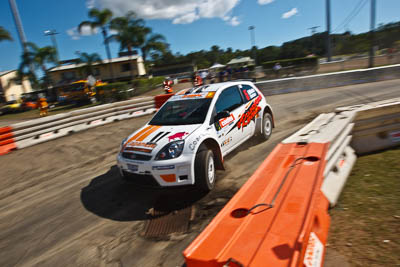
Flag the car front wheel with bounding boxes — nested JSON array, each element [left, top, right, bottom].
[[195, 148, 216, 192]]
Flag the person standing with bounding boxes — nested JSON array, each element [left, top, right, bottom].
[[218, 69, 225, 82], [200, 71, 208, 85], [37, 97, 49, 117], [208, 70, 216, 84], [163, 77, 174, 94], [226, 66, 232, 81], [194, 72, 203, 86], [191, 72, 196, 86], [273, 62, 282, 78]]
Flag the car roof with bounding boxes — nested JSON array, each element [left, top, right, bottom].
[[169, 81, 256, 102]]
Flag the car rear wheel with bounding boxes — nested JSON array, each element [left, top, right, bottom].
[[260, 113, 273, 141], [195, 147, 215, 192]]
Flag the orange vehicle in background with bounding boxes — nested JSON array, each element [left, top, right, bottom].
[[21, 92, 40, 110]]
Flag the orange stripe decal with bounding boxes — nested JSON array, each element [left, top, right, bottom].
[[136, 126, 161, 141], [131, 125, 154, 140], [123, 125, 153, 149]]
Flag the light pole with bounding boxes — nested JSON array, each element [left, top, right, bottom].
[[308, 26, 320, 55], [44, 29, 60, 65], [368, 0, 376, 68], [326, 0, 332, 62], [248, 26, 257, 65]]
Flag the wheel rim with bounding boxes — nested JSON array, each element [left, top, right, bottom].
[[264, 117, 272, 136], [208, 155, 215, 184]]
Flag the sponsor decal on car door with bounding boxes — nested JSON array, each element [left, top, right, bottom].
[[213, 86, 248, 154]]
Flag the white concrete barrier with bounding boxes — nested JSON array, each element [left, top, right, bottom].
[[8, 98, 156, 151], [321, 146, 357, 206], [283, 97, 400, 206], [282, 110, 357, 207]]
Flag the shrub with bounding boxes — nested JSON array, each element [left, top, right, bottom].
[[95, 77, 165, 103], [131, 76, 164, 96], [95, 82, 132, 103]]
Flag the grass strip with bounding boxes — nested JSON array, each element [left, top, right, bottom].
[[328, 147, 400, 266]]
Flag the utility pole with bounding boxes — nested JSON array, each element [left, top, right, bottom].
[[326, 0, 332, 62], [9, 0, 35, 75], [9, 0, 27, 52], [44, 29, 60, 65], [308, 26, 320, 55], [368, 0, 376, 68], [248, 26, 257, 65], [308, 26, 320, 35]]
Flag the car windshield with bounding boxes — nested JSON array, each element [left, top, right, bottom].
[[150, 98, 212, 125]]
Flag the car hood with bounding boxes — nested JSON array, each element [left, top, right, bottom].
[[122, 124, 201, 154]]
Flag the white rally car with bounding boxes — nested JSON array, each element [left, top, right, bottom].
[[117, 81, 274, 191]]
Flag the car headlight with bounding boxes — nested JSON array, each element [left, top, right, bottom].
[[155, 140, 184, 160], [120, 138, 128, 151]]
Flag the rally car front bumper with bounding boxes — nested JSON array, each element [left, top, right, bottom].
[[116, 153, 194, 187]]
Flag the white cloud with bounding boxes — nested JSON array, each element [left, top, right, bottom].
[[282, 7, 298, 19], [228, 16, 240, 26], [66, 26, 98, 40], [172, 12, 199, 24], [258, 0, 274, 5], [86, 0, 95, 9], [67, 28, 80, 40], [109, 29, 118, 35], [92, 0, 240, 25]]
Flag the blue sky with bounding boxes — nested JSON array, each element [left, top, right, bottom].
[[0, 0, 399, 72]]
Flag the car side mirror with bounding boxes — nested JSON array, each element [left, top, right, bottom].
[[214, 110, 230, 122]]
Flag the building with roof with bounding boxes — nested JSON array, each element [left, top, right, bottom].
[[151, 61, 197, 78], [226, 57, 255, 68], [0, 70, 33, 102], [48, 55, 147, 86]]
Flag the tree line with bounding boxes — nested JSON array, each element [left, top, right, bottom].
[[153, 21, 400, 69]]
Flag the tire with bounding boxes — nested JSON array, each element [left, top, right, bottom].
[[260, 113, 273, 141], [194, 148, 216, 192], [119, 168, 128, 181]]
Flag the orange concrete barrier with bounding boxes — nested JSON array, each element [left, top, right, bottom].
[[184, 143, 330, 267], [0, 126, 16, 155], [154, 93, 174, 109]]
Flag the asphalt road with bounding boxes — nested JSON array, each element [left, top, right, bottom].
[[1, 79, 400, 267]]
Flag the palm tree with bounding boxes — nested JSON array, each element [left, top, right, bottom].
[[138, 28, 168, 69], [18, 42, 57, 88], [109, 12, 145, 80], [76, 52, 102, 77], [79, 8, 114, 81], [109, 13, 168, 77], [0, 26, 12, 42]]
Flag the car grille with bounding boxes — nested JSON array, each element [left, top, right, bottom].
[[122, 171, 160, 187], [122, 152, 152, 161]]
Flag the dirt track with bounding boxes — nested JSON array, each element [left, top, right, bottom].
[[1, 79, 400, 267]]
